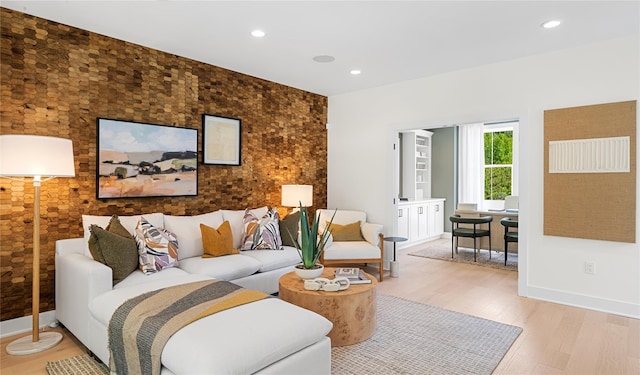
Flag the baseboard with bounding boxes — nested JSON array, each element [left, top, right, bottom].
[[527, 286, 640, 319], [0, 310, 58, 338]]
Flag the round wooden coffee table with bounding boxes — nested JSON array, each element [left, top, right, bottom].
[[279, 267, 377, 347]]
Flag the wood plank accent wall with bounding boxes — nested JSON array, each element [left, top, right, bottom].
[[0, 8, 328, 321]]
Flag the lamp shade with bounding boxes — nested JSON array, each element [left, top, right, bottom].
[[281, 184, 313, 207], [0, 135, 75, 177]]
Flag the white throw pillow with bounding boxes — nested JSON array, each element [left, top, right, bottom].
[[163, 211, 224, 260]]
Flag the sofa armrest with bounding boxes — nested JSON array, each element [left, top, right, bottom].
[[361, 223, 383, 246], [55, 239, 112, 348]]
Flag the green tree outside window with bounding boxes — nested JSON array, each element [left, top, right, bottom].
[[484, 131, 513, 200]]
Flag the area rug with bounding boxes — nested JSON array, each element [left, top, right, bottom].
[[408, 239, 518, 271], [47, 295, 522, 375], [46, 354, 107, 375], [332, 294, 522, 374]]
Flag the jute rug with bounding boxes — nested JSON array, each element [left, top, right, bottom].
[[47, 295, 522, 375], [408, 239, 518, 271], [46, 354, 107, 375], [332, 294, 522, 374]]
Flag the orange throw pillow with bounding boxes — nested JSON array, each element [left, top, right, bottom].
[[201, 221, 239, 258]]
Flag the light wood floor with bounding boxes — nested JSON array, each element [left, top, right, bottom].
[[1, 242, 638, 375]]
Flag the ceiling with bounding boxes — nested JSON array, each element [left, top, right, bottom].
[[2, 1, 639, 97]]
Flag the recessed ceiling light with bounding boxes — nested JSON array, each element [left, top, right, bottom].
[[313, 55, 335, 63], [251, 30, 266, 38], [541, 20, 561, 29], [350, 69, 361, 75]]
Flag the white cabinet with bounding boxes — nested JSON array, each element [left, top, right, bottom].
[[412, 203, 429, 241], [397, 198, 445, 248], [397, 205, 410, 239], [401, 130, 433, 200], [428, 200, 444, 236]]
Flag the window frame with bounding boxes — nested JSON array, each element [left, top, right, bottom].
[[483, 121, 518, 210]]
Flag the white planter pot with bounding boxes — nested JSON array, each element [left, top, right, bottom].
[[294, 264, 324, 279]]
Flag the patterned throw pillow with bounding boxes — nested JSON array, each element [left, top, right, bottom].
[[241, 208, 283, 250], [134, 217, 179, 274]]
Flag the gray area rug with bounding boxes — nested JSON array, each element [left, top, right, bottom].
[[46, 354, 108, 375], [46, 295, 522, 375], [332, 294, 522, 374], [408, 240, 518, 271]]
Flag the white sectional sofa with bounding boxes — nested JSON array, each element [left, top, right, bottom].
[[55, 207, 333, 374]]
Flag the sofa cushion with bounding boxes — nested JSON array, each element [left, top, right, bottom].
[[82, 213, 164, 258], [178, 254, 261, 281], [88, 224, 139, 285], [323, 241, 381, 260], [241, 208, 283, 250], [279, 211, 300, 247], [222, 207, 268, 248], [328, 221, 364, 241], [239, 246, 301, 272], [201, 221, 239, 257], [134, 217, 179, 274], [163, 211, 224, 260], [161, 299, 332, 375]]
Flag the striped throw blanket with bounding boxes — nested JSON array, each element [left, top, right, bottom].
[[108, 280, 269, 375]]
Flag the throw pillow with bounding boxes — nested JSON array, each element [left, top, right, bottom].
[[88, 223, 139, 285], [201, 221, 239, 257], [134, 217, 179, 274], [241, 208, 283, 250], [88, 214, 133, 264], [328, 221, 364, 241], [279, 211, 300, 247]]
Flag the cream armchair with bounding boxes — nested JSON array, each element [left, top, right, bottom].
[[316, 209, 384, 281]]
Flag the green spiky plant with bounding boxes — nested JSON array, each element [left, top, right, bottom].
[[288, 203, 336, 269]]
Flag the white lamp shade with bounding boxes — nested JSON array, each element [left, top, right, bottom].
[[0, 135, 75, 177], [281, 184, 313, 207]]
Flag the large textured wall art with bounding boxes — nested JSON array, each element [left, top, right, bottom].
[[544, 100, 636, 243]]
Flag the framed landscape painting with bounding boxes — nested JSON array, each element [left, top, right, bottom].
[[96, 118, 198, 199], [202, 114, 241, 165]]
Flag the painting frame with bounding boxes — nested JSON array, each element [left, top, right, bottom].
[[202, 114, 242, 166], [96, 118, 198, 199]]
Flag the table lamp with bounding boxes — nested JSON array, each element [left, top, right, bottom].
[[281, 184, 313, 209], [0, 135, 75, 355]]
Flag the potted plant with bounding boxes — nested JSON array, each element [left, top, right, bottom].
[[288, 204, 336, 279]]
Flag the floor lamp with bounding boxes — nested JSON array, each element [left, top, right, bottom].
[[0, 135, 75, 355]]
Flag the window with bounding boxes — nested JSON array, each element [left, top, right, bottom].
[[484, 122, 515, 203]]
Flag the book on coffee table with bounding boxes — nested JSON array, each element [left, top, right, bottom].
[[334, 267, 372, 284]]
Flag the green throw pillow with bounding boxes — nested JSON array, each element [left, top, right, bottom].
[[88, 219, 138, 285], [279, 211, 300, 247]]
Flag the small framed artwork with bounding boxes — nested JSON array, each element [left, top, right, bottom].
[[96, 118, 198, 199], [202, 114, 241, 165]]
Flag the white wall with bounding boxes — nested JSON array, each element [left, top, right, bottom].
[[327, 35, 640, 318]]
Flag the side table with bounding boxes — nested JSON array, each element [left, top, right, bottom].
[[383, 236, 407, 277], [279, 267, 377, 346]]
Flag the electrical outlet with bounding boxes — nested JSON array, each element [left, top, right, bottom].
[[585, 261, 596, 275]]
